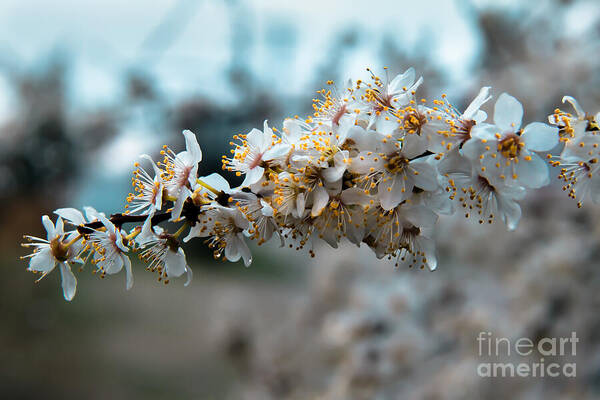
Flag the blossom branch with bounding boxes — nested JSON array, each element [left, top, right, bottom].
[[20, 67, 600, 301]]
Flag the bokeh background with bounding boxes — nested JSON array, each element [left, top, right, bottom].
[[1, 0, 600, 399]]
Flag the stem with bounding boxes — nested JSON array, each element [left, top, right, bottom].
[[409, 151, 434, 162], [77, 212, 172, 234], [196, 178, 220, 195], [172, 223, 189, 239], [64, 233, 82, 248], [124, 226, 141, 240]]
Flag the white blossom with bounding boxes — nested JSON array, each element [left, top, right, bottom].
[[87, 215, 133, 290], [224, 120, 291, 187], [22, 216, 80, 300], [163, 130, 202, 221], [139, 227, 193, 285], [463, 93, 558, 189]]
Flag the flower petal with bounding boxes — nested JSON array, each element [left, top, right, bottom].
[[260, 199, 274, 217], [379, 174, 410, 210], [54, 208, 86, 226], [106, 252, 124, 274], [376, 116, 398, 135], [59, 263, 77, 301], [246, 128, 266, 150], [237, 233, 252, 267], [224, 236, 241, 262], [463, 86, 492, 121], [521, 122, 558, 152], [494, 93, 523, 132], [438, 147, 471, 175], [295, 192, 306, 218], [311, 185, 330, 217], [349, 151, 384, 174], [497, 194, 522, 231], [139, 209, 156, 242], [241, 166, 265, 187], [29, 247, 56, 273], [200, 172, 231, 193], [263, 143, 291, 161], [516, 152, 549, 188], [169, 188, 190, 222], [470, 123, 500, 141], [122, 254, 133, 290], [388, 67, 415, 95], [410, 160, 438, 191], [461, 138, 487, 161], [183, 223, 203, 242], [140, 154, 163, 178], [55, 217, 64, 236], [404, 204, 438, 228], [42, 215, 55, 240], [340, 187, 371, 207], [182, 130, 202, 163], [562, 96, 585, 119], [184, 265, 193, 287], [165, 248, 187, 277], [84, 207, 102, 221], [416, 236, 437, 271], [322, 158, 347, 183]]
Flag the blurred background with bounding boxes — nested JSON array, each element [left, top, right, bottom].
[[1, 0, 600, 398]]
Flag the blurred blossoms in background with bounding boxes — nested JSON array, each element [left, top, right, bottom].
[[22, 65, 600, 301]]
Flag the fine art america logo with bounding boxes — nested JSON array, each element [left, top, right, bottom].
[[476, 332, 578, 378]]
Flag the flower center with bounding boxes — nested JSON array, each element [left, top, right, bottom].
[[403, 110, 427, 135], [178, 166, 192, 187], [331, 104, 347, 126], [497, 134, 522, 159], [457, 119, 475, 141], [586, 115, 599, 132], [50, 237, 70, 262], [477, 175, 495, 191], [367, 89, 394, 113], [248, 153, 264, 169], [403, 224, 420, 237], [385, 153, 409, 174]]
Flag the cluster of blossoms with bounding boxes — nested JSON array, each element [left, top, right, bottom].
[[21, 67, 598, 300], [548, 96, 600, 207]]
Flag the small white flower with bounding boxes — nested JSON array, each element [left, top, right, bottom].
[[128, 154, 164, 242], [350, 134, 438, 210], [273, 171, 308, 219], [311, 187, 372, 247], [188, 173, 275, 248], [444, 153, 526, 231], [139, 227, 193, 285], [426, 86, 492, 154], [366, 203, 438, 270], [312, 79, 363, 138], [162, 130, 202, 221], [463, 93, 558, 189], [188, 204, 252, 266], [549, 96, 588, 146], [22, 216, 79, 300], [364, 67, 423, 134], [231, 191, 282, 246], [128, 155, 164, 215], [87, 214, 133, 290], [224, 120, 291, 187], [54, 207, 87, 226], [549, 96, 600, 162], [551, 131, 600, 207]]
